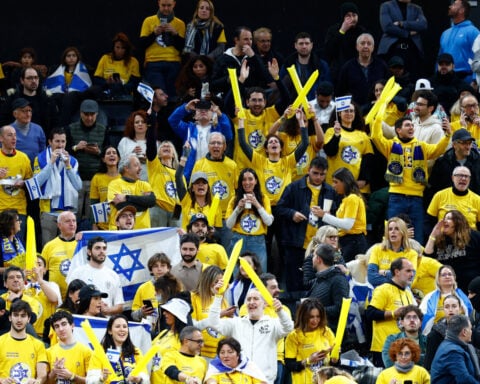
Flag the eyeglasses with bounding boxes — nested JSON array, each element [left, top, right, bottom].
[[415, 102, 428, 107], [208, 141, 223, 146], [462, 103, 479, 109], [440, 272, 454, 277], [456, 140, 473, 145], [18, 108, 32, 114], [397, 351, 411, 357], [187, 338, 205, 345], [453, 174, 471, 179]]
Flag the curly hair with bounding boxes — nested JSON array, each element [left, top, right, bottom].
[[123, 110, 148, 140], [437, 210, 471, 250], [388, 337, 421, 363]]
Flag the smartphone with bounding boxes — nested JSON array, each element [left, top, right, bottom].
[[86, 142, 97, 147], [143, 300, 153, 309], [112, 73, 121, 82]]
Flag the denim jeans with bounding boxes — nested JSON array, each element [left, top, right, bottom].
[[229, 232, 267, 273], [144, 61, 181, 98], [388, 193, 424, 243], [149, 205, 181, 228]]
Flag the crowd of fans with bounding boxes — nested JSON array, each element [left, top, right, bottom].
[[2, 0, 480, 382]]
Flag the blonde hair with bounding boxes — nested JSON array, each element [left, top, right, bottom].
[[380, 217, 410, 251], [305, 225, 339, 259]]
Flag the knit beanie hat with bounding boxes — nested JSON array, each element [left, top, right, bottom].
[[468, 276, 480, 294], [340, 2, 359, 18]]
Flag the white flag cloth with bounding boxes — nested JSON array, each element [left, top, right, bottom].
[[72, 314, 152, 353], [25, 177, 41, 200], [137, 82, 154, 104], [67, 228, 180, 307], [335, 95, 352, 111], [91, 202, 110, 224]]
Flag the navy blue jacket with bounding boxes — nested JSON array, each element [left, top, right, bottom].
[[276, 176, 336, 248]]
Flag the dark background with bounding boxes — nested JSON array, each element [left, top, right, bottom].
[[0, 0, 463, 76]]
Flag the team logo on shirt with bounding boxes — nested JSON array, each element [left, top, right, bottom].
[[151, 353, 162, 371], [165, 181, 176, 198], [240, 213, 260, 234], [60, 259, 71, 276], [10, 362, 31, 383], [2, 177, 21, 196], [341, 145, 360, 164], [296, 153, 309, 169], [265, 176, 282, 195], [212, 180, 229, 200], [248, 130, 265, 149], [258, 324, 271, 334]]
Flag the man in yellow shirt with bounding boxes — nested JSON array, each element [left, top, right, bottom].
[[139, 0, 185, 97]]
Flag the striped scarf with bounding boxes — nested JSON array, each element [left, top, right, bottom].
[[385, 139, 427, 184]]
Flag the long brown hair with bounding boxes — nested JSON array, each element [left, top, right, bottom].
[[437, 210, 471, 250]]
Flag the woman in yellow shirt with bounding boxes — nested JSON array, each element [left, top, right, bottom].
[[226, 168, 273, 273], [90, 146, 120, 230], [367, 217, 418, 287], [318, 167, 367, 262], [285, 298, 335, 384], [86, 314, 148, 384]]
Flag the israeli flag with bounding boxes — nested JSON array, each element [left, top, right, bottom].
[[335, 95, 352, 111], [67, 228, 180, 306], [91, 202, 110, 223], [25, 177, 41, 200], [73, 314, 152, 353], [137, 82, 154, 104], [45, 62, 92, 94]]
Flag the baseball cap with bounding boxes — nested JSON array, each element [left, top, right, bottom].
[[468, 276, 480, 294], [188, 213, 209, 228], [437, 53, 454, 64], [115, 205, 137, 221], [415, 79, 433, 91], [78, 284, 108, 302], [388, 56, 405, 68], [452, 128, 475, 142], [190, 171, 208, 184], [80, 99, 99, 113], [11, 98, 30, 111]]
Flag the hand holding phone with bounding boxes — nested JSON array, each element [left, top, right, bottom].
[[143, 299, 154, 309]]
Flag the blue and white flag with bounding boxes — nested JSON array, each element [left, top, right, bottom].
[[73, 314, 152, 353], [67, 228, 180, 306], [335, 95, 352, 112], [137, 82, 154, 104], [44, 62, 92, 94], [25, 177, 41, 200], [91, 202, 110, 224]]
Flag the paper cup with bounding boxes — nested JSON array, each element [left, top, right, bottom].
[[323, 199, 333, 212]]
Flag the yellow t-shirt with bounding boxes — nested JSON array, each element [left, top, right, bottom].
[[131, 280, 157, 311], [427, 188, 480, 229], [159, 349, 207, 383], [192, 157, 238, 217], [107, 177, 153, 229], [147, 160, 180, 212], [41, 236, 77, 298], [411, 256, 443, 297], [0, 149, 33, 215], [140, 16, 185, 63], [0, 333, 47, 380], [324, 128, 373, 185], [336, 194, 367, 236], [233, 107, 279, 171], [368, 245, 418, 274], [180, 194, 223, 229], [88, 348, 144, 384], [150, 330, 181, 384], [190, 293, 227, 358], [197, 243, 228, 270], [90, 173, 121, 230], [452, 120, 480, 140], [369, 283, 416, 352], [285, 327, 335, 384], [226, 195, 272, 236], [304, 182, 321, 249], [94, 55, 140, 83], [376, 364, 430, 384], [252, 151, 297, 206], [47, 341, 92, 380]]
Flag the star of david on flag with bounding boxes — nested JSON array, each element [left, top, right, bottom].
[[335, 95, 352, 112], [91, 202, 110, 223], [67, 228, 180, 306], [137, 82, 154, 104]]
